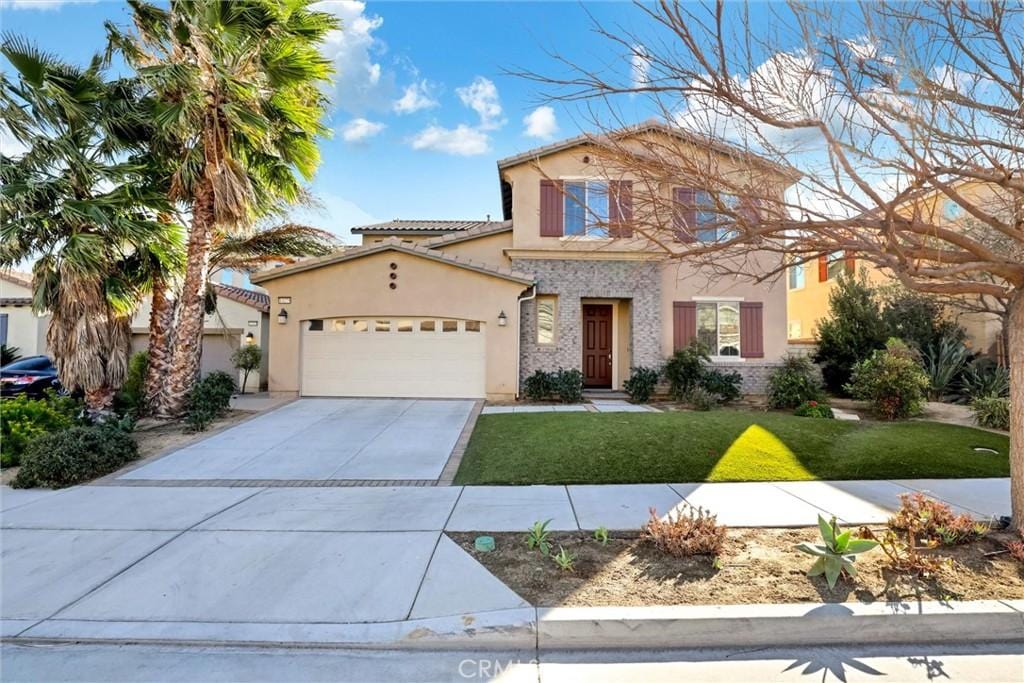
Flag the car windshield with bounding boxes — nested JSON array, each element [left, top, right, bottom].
[[1, 357, 53, 372]]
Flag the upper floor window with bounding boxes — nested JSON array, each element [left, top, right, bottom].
[[564, 181, 609, 238], [826, 250, 846, 280], [695, 191, 740, 242], [536, 295, 557, 344], [788, 263, 805, 290], [696, 302, 740, 357]]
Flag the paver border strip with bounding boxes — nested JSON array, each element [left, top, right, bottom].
[[436, 400, 484, 486], [6, 600, 1021, 651]]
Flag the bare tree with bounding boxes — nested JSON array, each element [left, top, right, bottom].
[[522, 1, 1024, 524]]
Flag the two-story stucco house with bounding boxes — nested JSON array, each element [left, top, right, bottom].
[[252, 122, 796, 400]]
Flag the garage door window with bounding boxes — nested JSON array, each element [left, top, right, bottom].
[[375, 320, 390, 332], [442, 320, 459, 332], [308, 319, 324, 331], [397, 320, 414, 332], [465, 320, 481, 332], [332, 320, 346, 332], [420, 320, 436, 332], [352, 320, 368, 332]]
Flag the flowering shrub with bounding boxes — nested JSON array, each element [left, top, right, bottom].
[[846, 339, 930, 419], [794, 400, 834, 419]]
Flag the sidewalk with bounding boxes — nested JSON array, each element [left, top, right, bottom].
[[0, 477, 1011, 649]]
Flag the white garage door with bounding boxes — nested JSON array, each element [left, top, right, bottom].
[[301, 317, 486, 398]]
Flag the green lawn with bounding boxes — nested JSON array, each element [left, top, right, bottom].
[[453, 410, 1010, 485]]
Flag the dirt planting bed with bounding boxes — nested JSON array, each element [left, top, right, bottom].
[[449, 528, 1024, 607]]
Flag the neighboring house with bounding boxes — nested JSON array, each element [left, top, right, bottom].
[[786, 180, 1007, 359], [253, 122, 796, 400], [130, 283, 271, 392], [1, 269, 270, 391], [0, 271, 48, 357]]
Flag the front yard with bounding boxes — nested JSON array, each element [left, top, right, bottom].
[[454, 411, 1010, 485]]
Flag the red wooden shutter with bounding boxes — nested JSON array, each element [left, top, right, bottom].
[[739, 302, 764, 358], [818, 254, 828, 282], [540, 179, 563, 237], [673, 187, 697, 243], [673, 302, 697, 350], [609, 180, 633, 238], [844, 251, 856, 273]]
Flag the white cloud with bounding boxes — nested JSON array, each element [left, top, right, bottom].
[[0, 0, 96, 10], [339, 117, 385, 142], [286, 190, 383, 244], [0, 125, 28, 158], [393, 80, 438, 114], [631, 45, 651, 88], [316, 1, 393, 113], [409, 124, 490, 156], [523, 106, 559, 140], [456, 76, 505, 130]]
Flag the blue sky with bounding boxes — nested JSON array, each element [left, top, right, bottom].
[[1, 0, 683, 242]]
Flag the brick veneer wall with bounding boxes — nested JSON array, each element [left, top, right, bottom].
[[712, 361, 783, 395], [514, 258, 662, 385]]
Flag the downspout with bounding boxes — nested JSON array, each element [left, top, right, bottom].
[[515, 284, 537, 400]]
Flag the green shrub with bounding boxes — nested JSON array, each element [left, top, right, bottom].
[[115, 351, 149, 415], [880, 288, 966, 353], [685, 386, 718, 411], [0, 392, 82, 468], [624, 366, 660, 403], [957, 358, 1010, 402], [813, 273, 888, 395], [231, 344, 262, 394], [523, 369, 555, 401], [700, 368, 742, 404], [553, 368, 584, 403], [664, 341, 711, 399], [794, 400, 834, 419], [767, 356, 825, 409], [185, 371, 236, 432], [846, 339, 930, 420], [971, 396, 1009, 431], [12, 425, 138, 488]]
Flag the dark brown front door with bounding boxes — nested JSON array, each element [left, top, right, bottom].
[[582, 304, 612, 387]]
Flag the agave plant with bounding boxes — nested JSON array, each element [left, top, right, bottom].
[[795, 516, 878, 588], [921, 336, 971, 400]]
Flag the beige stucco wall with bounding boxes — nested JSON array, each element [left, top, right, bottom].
[[433, 231, 512, 268], [257, 249, 528, 400], [660, 258, 789, 361], [360, 234, 434, 245], [1, 279, 48, 356]]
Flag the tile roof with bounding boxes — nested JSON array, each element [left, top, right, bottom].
[[0, 297, 33, 307], [496, 118, 799, 179], [421, 220, 513, 248], [0, 270, 33, 289], [350, 219, 506, 234], [251, 237, 535, 286], [212, 283, 270, 313]]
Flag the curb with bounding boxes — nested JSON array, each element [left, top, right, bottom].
[[7, 600, 1022, 651]]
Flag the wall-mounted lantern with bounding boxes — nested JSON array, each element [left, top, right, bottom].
[[277, 308, 289, 325], [245, 332, 255, 345], [497, 310, 507, 327]]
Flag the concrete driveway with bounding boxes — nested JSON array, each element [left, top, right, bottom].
[[120, 398, 476, 482]]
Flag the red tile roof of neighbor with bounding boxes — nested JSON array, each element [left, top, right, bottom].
[[0, 271, 33, 289], [212, 283, 270, 313], [350, 219, 508, 234]]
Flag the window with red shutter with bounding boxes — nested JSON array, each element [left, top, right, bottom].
[[739, 302, 764, 358], [609, 180, 633, 238], [672, 302, 697, 350], [539, 179, 563, 237], [673, 187, 697, 242]]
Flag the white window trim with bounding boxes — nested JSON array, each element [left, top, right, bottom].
[[788, 263, 806, 291], [536, 295, 558, 345], [696, 300, 742, 360]]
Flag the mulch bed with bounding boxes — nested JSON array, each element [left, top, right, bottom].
[[449, 528, 1024, 607]]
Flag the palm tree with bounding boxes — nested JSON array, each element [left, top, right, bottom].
[[0, 38, 179, 412], [141, 221, 334, 408], [106, 0, 337, 416]]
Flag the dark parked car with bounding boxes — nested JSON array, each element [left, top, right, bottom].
[[0, 356, 65, 399]]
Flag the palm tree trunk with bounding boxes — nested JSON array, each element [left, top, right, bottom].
[[144, 272, 174, 413], [159, 184, 215, 417]]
